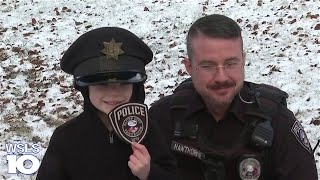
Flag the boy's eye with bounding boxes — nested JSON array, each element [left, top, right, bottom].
[[120, 82, 130, 86]]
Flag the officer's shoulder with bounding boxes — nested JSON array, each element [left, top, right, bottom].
[[265, 98, 299, 137], [273, 104, 297, 125], [271, 102, 314, 154], [150, 79, 196, 110], [244, 82, 296, 124], [246, 81, 288, 107], [150, 95, 174, 110]]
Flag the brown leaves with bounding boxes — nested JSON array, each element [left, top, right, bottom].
[[312, 119, 320, 126], [12, 47, 24, 53], [306, 13, 319, 19], [32, 18, 37, 26], [288, 19, 297, 24], [54, 7, 60, 15], [0, 27, 8, 36], [62, 6, 71, 12], [74, 20, 82, 26], [315, 24, 320, 30], [37, 100, 45, 108], [2, 99, 11, 104], [23, 32, 35, 36], [0, 47, 7, 61], [55, 107, 68, 113], [169, 42, 177, 48], [178, 69, 188, 76], [262, 65, 282, 76]]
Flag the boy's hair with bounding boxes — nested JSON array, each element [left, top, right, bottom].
[[186, 14, 243, 59]]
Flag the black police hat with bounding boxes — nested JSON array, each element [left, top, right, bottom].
[[60, 27, 153, 86]]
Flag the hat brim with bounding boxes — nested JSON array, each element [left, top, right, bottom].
[[75, 72, 147, 87], [73, 56, 146, 77]]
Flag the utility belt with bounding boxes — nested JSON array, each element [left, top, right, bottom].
[[171, 141, 263, 180]]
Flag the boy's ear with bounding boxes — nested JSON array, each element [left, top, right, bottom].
[[73, 80, 81, 90], [183, 57, 192, 76]]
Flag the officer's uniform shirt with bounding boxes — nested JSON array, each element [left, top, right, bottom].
[[149, 83, 318, 180]]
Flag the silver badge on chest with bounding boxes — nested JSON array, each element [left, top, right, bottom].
[[239, 157, 261, 180]]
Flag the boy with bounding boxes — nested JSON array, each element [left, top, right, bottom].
[[36, 27, 177, 180]]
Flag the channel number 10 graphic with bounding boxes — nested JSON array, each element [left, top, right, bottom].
[[6, 143, 41, 175]]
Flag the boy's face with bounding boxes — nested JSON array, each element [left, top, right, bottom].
[[89, 83, 133, 114]]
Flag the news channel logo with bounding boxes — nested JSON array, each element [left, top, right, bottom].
[[5, 143, 41, 175]]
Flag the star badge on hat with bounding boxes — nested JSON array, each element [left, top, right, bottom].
[[101, 38, 124, 60]]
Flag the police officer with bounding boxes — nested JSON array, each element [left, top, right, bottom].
[[149, 14, 318, 180], [36, 27, 178, 180]]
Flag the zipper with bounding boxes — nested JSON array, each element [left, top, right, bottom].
[[109, 131, 114, 144]]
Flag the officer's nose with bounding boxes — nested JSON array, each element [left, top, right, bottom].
[[214, 67, 229, 82]]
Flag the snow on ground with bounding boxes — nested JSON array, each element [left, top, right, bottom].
[[0, 0, 319, 179]]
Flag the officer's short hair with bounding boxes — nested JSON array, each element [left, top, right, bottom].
[[186, 14, 243, 59]]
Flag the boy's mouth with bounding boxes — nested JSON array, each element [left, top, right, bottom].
[[104, 100, 124, 106]]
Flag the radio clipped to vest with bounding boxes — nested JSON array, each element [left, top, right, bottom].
[[246, 82, 288, 148], [251, 120, 273, 148]]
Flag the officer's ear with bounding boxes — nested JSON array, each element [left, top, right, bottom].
[[242, 52, 246, 63], [183, 57, 192, 76]]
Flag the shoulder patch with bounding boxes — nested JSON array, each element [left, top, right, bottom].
[[291, 121, 312, 154]]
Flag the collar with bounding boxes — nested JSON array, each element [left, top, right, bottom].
[[183, 91, 207, 118], [230, 83, 272, 122]]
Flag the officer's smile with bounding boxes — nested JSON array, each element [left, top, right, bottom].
[[213, 87, 231, 95], [208, 83, 234, 96]]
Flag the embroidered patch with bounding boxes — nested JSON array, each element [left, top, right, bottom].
[[109, 103, 148, 144], [239, 157, 261, 180], [291, 121, 312, 154], [171, 141, 205, 160]]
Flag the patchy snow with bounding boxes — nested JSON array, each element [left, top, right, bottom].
[[0, 0, 319, 179]]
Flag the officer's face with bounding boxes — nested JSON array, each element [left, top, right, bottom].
[[184, 35, 245, 109], [89, 83, 133, 114]]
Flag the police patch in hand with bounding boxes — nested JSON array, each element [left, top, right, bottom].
[[109, 103, 148, 144]]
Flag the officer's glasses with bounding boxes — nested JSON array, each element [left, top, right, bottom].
[[195, 61, 244, 75]]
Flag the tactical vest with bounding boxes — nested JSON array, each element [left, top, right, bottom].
[[169, 78, 288, 180]]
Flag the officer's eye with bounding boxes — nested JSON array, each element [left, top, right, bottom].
[[199, 64, 216, 69], [225, 61, 239, 69]]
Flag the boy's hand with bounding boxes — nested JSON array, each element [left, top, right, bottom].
[[128, 142, 151, 180]]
